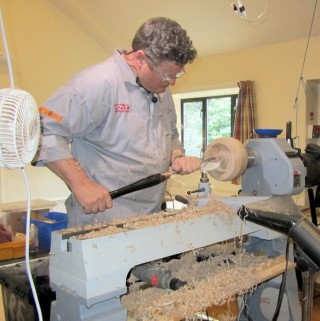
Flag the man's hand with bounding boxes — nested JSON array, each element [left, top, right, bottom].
[[72, 180, 113, 214], [171, 156, 200, 175], [46, 158, 113, 214]]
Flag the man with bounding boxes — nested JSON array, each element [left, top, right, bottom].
[[34, 17, 199, 227]]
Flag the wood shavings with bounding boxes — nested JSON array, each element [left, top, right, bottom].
[[122, 242, 293, 321], [58, 197, 234, 240], [245, 195, 301, 217]]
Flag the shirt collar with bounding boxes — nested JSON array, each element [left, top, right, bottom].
[[114, 49, 137, 88]]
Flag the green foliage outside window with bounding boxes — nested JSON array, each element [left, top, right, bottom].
[[182, 95, 237, 157]]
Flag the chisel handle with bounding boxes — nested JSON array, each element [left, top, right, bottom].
[[109, 173, 170, 199]]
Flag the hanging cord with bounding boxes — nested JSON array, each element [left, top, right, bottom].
[[0, 7, 43, 321], [294, 0, 318, 105], [0, 8, 14, 87], [271, 237, 290, 321], [22, 169, 43, 321], [239, 237, 291, 321], [293, 0, 318, 139]]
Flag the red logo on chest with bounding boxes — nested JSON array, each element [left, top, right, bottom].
[[114, 104, 130, 112]]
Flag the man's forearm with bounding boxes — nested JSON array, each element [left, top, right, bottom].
[[46, 158, 91, 191], [46, 158, 113, 213]]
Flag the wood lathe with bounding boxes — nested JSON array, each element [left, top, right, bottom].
[[48, 136, 320, 321]]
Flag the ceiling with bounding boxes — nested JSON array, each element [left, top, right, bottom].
[[53, 0, 320, 57]]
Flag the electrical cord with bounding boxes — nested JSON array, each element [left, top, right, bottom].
[[270, 237, 290, 321], [0, 8, 14, 87], [293, 0, 318, 105], [237, 238, 290, 321], [22, 169, 44, 321], [293, 0, 318, 144], [0, 7, 43, 321]]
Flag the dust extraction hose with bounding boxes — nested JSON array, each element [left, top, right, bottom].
[[237, 206, 320, 268]]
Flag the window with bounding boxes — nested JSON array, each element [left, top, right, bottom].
[[181, 94, 238, 157]]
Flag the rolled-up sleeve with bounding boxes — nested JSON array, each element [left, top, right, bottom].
[[34, 135, 73, 165], [34, 82, 106, 166]]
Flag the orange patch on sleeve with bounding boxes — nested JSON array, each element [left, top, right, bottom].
[[39, 106, 63, 123]]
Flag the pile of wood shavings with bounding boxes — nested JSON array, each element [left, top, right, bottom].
[[113, 197, 235, 228], [122, 243, 276, 321], [123, 268, 258, 321], [71, 197, 234, 240]]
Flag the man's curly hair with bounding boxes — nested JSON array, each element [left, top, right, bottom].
[[132, 17, 197, 66]]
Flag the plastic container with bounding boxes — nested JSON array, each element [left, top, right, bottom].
[[0, 240, 25, 261], [30, 212, 68, 250], [29, 223, 39, 253], [253, 128, 283, 138]]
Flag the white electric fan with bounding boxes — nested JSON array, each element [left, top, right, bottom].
[[0, 4, 43, 320], [0, 87, 43, 321], [0, 87, 40, 168]]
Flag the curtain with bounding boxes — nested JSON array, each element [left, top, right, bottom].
[[233, 80, 256, 142], [232, 80, 256, 184]]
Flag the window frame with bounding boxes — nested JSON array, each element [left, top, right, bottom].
[[181, 94, 238, 157]]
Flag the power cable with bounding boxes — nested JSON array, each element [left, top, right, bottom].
[[0, 7, 43, 321], [293, 0, 318, 142]]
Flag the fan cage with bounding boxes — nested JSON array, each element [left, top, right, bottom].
[[0, 88, 40, 169]]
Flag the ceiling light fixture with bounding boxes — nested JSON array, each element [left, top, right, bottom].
[[231, 0, 269, 23]]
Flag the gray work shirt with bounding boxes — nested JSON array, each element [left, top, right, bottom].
[[34, 51, 183, 227]]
